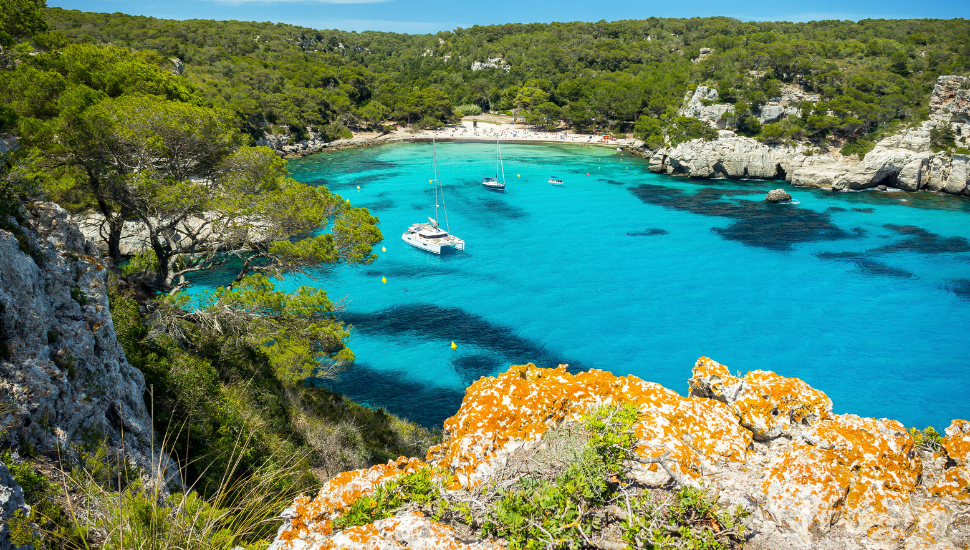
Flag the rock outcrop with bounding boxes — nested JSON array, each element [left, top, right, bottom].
[[679, 86, 735, 129], [647, 75, 970, 197], [269, 358, 970, 550], [0, 204, 173, 482], [0, 460, 27, 550], [765, 189, 793, 202]]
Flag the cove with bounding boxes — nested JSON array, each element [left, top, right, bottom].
[[243, 141, 970, 430]]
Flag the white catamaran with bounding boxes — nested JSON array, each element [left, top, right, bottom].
[[481, 136, 507, 191], [402, 139, 465, 254]]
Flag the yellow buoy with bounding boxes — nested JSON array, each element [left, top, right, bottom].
[[381, 246, 386, 252], [517, 174, 521, 177], [357, 185, 360, 190], [381, 276, 387, 284], [429, 179, 433, 183], [450, 341, 457, 350]]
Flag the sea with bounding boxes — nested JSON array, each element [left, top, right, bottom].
[[203, 140, 970, 431]]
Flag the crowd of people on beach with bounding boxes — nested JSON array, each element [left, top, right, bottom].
[[416, 121, 623, 145]]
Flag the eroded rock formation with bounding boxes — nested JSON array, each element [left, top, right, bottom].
[[0, 203, 174, 481], [269, 359, 970, 550]]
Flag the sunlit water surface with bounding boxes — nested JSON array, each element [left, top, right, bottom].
[[193, 141, 970, 430]]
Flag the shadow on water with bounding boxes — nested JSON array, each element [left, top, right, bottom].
[[850, 259, 915, 279], [817, 225, 970, 259], [944, 279, 970, 300], [630, 184, 853, 251], [451, 354, 504, 386], [313, 363, 466, 429], [627, 228, 669, 237], [339, 304, 585, 372], [815, 224, 970, 287]]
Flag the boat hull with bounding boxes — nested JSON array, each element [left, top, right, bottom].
[[401, 231, 465, 254]]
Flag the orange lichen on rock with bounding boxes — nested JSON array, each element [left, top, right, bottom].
[[943, 419, 970, 466], [762, 414, 920, 542], [271, 457, 425, 550], [929, 467, 970, 502], [689, 357, 832, 441], [427, 363, 751, 486], [323, 512, 501, 550], [928, 419, 970, 503]]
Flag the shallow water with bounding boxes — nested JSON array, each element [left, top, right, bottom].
[[207, 141, 970, 430]]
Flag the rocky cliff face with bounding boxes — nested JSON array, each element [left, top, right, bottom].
[[646, 75, 970, 197], [0, 203, 172, 480], [268, 359, 969, 550]]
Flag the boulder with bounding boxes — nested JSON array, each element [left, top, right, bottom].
[[758, 104, 786, 124], [897, 156, 929, 191], [689, 357, 832, 440], [944, 154, 969, 195], [764, 189, 792, 202]]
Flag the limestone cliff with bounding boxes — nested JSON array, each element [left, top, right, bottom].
[[268, 360, 969, 550], [0, 203, 173, 480], [645, 75, 970, 197]]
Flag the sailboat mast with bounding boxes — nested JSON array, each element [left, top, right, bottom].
[[431, 138, 451, 231], [498, 138, 506, 186], [432, 138, 440, 224]]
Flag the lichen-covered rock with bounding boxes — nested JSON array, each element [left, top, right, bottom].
[[0, 203, 172, 482], [761, 414, 920, 542], [689, 357, 832, 440], [271, 361, 969, 550], [427, 363, 751, 487], [943, 419, 970, 466], [270, 457, 426, 549], [321, 512, 500, 550]]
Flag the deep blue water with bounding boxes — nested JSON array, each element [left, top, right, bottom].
[[211, 141, 970, 431]]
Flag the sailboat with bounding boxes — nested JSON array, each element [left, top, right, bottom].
[[481, 136, 507, 191], [402, 139, 465, 254]]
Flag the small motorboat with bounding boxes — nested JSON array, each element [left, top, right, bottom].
[[548, 176, 564, 185]]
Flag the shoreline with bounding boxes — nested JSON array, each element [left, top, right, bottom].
[[276, 119, 636, 158]]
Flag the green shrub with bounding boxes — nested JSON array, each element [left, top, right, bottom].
[[455, 104, 483, 116], [70, 287, 87, 307], [909, 426, 945, 453], [840, 138, 874, 159]]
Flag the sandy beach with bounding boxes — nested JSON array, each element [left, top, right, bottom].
[[411, 118, 636, 147]]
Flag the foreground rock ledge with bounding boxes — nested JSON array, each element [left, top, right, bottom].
[[269, 359, 970, 550]]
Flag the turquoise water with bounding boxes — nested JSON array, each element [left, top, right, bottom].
[[224, 141, 970, 430]]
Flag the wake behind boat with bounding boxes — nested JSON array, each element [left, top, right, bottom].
[[402, 138, 465, 254], [482, 136, 507, 191]]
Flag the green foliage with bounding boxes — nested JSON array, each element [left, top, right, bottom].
[[332, 466, 454, 530], [455, 104, 483, 116], [909, 426, 945, 454], [109, 282, 432, 499], [621, 485, 747, 549], [634, 116, 665, 149], [480, 404, 638, 549], [667, 116, 718, 146], [70, 286, 87, 306], [195, 273, 354, 383], [930, 123, 957, 152], [840, 138, 875, 159], [0, 0, 47, 51]]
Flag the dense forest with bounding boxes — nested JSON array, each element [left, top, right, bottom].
[[33, 9, 970, 152]]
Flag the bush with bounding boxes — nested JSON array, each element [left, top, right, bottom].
[[455, 104, 483, 117], [840, 138, 874, 159]]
